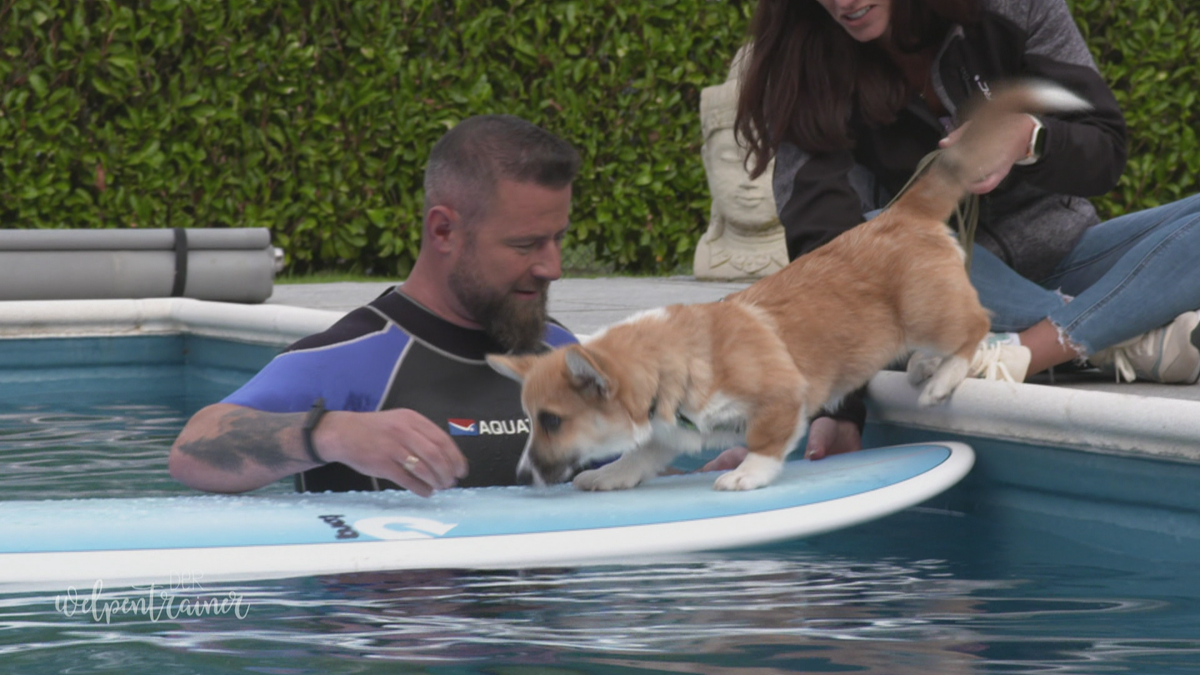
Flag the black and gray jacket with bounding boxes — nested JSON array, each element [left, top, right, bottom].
[[773, 0, 1127, 282]]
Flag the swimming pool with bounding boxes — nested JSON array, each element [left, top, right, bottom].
[[2, 300, 1199, 673]]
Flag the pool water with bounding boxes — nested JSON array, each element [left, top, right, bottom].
[[0, 335, 288, 501], [1, 336, 1199, 674]]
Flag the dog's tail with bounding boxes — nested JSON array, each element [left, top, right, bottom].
[[889, 79, 1091, 224]]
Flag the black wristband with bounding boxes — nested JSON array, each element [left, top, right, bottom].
[[302, 398, 329, 465]]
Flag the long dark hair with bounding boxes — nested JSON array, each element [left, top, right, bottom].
[[734, 0, 980, 178]]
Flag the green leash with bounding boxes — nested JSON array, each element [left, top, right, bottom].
[[884, 149, 980, 272]]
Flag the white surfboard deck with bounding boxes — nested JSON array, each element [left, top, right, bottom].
[[0, 442, 973, 591]]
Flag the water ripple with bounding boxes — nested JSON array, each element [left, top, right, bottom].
[[0, 404, 249, 501], [5, 555, 1196, 674], [2, 386, 1199, 673]]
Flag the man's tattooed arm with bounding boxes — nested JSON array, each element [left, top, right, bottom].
[[169, 404, 315, 493]]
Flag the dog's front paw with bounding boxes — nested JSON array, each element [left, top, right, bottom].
[[714, 470, 768, 491], [712, 453, 782, 491], [572, 464, 647, 491], [917, 356, 970, 407], [917, 384, 953, 407], [906, 352, 941, 387]]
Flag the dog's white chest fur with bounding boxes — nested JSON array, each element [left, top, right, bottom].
[[651, 391, 748, 453]]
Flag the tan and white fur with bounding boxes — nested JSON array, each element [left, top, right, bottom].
[[489, 81, 1090, 492]]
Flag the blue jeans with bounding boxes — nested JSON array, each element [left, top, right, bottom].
[[969, 192, 1200, 354]]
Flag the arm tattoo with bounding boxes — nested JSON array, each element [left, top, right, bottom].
[[177, 408, 307, 472]]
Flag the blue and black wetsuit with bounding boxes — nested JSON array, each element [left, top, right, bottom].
[[223, 288, 576, 492]]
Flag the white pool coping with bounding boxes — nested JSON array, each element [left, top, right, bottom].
[[3, 298, 1198, 465], [869, 371, 1200, 464], [0, 297, 342, 346]]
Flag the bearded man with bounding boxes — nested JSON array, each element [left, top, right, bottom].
[[170, 116, 581, 496]]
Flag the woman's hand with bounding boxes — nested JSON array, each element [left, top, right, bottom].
[[939, 114, 1038, 194]]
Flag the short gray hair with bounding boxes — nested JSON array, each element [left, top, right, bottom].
[[423, 115, 581, 222]]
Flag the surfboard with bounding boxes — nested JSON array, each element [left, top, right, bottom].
[[0, 442, 973, 592]]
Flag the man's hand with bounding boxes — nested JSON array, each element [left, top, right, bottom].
[[696, 416, 864, 472], [803, 417, 862, 460], [316, 408, 468, 497], [698, 446, 749, 472]]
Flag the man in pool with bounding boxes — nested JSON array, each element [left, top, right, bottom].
[[169, 114, 582, 497]]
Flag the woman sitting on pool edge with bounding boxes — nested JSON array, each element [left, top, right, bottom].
[[720, 0, 1200, 462]]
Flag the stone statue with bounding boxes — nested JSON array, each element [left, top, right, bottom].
[[693, 64, 788, 281]]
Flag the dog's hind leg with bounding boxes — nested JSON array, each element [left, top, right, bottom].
[[714, 399, 807, 491]]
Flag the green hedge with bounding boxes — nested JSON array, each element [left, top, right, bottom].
[[2, 1, 1197, 275], [0, 0, 750, 275], [1069, 0, 1200, 216]]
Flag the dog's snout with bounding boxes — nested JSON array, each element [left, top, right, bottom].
[[515, 461, 543, 486], [516, 450, 549, 486]]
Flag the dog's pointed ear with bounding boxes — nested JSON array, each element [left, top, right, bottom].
[[564, 346, 614, 400], [487, 353, 538, 383]]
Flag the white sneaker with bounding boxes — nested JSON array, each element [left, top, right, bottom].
[[907, 334, 1032, 384], [966, 340, 1032, 382], [1089, 311, 1200, 384]]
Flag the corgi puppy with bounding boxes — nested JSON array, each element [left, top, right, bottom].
[[489, 81, 1090, 492]]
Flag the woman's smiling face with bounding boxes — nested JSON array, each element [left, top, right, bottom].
[[814, 0, 893, 42]]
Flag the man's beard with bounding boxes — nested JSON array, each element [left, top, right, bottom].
[[448, 253, 549, 353]]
